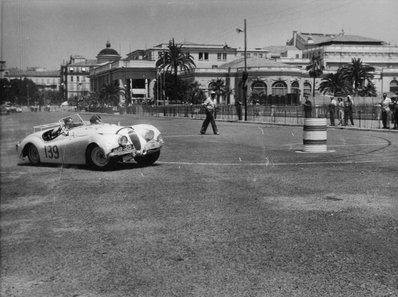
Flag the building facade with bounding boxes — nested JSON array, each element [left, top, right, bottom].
[[60, 55, 98, 101], [89, 32, 398, 106]]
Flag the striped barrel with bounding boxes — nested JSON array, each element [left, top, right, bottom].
[[303, 118, 327, 152]]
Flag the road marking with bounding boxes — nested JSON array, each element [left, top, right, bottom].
[[158, 159, 388, 166]]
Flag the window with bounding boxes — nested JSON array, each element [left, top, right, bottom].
[[69, 67, 74, 73], [303, 82, 312, 97], [252, 81, 267, 96], [272, 81, 287, 96], [217, 53, 222, 60], [390, 80, 398, 94], [70, 76, 74, 82], [222, 53, 227, 60], [199, 52, 209, 61], [291, 81, 300, 94]]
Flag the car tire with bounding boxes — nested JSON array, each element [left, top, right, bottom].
[[86, 144, 115, 170], [27, 144, 40, 165], [134, 151, 160, 167]]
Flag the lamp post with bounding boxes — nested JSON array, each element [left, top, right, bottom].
[[237, 19, 248, 121]]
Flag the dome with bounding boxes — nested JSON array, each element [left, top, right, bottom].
[[96, 41, 121, 63]]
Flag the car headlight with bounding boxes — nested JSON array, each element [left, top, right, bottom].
[[156, 134, 164, 144], [144, 129, 155, 141], [118, 135, 128, 146]]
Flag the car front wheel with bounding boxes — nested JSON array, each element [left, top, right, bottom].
[[27, 144, 40, 165], [86, 145, 115, 170]]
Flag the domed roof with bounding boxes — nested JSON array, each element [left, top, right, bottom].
[[97, 41, 120, 56]]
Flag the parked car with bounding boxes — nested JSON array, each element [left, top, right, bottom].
[[1, 105, 10, 115], [16, 114, 164, 170]]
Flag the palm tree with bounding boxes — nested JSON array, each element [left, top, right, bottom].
[[209, 78, 227, 104], [340, 58, 375, 95], [306, 55, 325, 97], [186, 81, 205, 104], [100, 83, 124, 106], [155, 38, 196, 99], [358, 80, 377, 97], [318, 70, 351, 96]]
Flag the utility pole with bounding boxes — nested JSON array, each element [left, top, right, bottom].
[[237, 19, 248, 121], [243, 18, 247, 121]]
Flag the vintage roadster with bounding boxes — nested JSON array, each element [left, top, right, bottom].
[[16, 114, 164, 170]]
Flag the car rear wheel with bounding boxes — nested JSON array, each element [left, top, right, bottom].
[[134, 151, 160, 167], [27, 144, 40, 165], [86, 145, 115, 170]]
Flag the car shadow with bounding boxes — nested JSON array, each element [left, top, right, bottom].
[[18, 162, 161, 171]]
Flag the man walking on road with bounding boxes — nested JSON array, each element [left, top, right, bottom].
[[200, 90, 219, 135]]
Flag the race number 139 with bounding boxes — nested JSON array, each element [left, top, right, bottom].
[[44, 145, 59, 159]]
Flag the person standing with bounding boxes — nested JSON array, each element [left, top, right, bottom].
[[337, 97, 344, 126], [200, 91, 219, 135], [392, 97, 398, 129], [380, 93, 392, 129], [344, 96, 354, 126], [303, 96, 312, 118], [328, 96, 337, 126]]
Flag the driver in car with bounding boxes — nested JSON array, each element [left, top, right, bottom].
[[64, 117, 74, 129]]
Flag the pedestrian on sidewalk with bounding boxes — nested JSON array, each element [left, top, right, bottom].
[[344, 95, 354, 126], [328, 96, 337, 126], [337, 97, 345, 126], [200, 90, 219, 135], [392, 97, 398, 129], [380, 93, 392, 129], [303, 96, 312, 118]]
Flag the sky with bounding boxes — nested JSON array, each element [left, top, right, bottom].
[[1, 0, 398, 70]]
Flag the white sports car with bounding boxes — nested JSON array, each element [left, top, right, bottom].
[[16, 114, 164, 170]]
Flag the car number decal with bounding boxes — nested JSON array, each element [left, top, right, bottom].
[[44, 145, 60, 159]]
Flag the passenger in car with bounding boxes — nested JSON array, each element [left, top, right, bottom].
[[90, 114, 102, 124]]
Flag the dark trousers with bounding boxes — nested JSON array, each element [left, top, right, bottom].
[[329, 111, 335, 125], [381, 110, 391, 128], [344, 111, 354, 125], [201, 110, 218, 134]]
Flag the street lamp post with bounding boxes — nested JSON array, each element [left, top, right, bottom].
[[237, 19, 248, 121]]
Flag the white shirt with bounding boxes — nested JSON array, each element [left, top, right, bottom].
[[381, 97, 392, 112], [203, 96, 217, 111]]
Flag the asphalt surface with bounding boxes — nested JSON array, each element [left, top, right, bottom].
[[1, 112, 398, 297]]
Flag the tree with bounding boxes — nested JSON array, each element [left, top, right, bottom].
[[209, 78, 227, 104], [358, 80, 377, 97], [340, 58, 375, 95], [318, 70, 351, 96], [186, 81, 205, 104], [99, 83, 124, 106], [155, 38, 196, 100], [306, 55, 324, 97]]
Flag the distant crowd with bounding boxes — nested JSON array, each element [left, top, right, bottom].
[[303, 93, 398, 129]]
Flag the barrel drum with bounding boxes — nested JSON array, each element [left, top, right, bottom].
[[303, 118, 327, 153]]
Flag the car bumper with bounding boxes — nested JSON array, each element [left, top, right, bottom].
[[108, 140, 162, 158]]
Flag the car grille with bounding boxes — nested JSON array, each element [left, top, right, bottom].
[[128, 132, 141, 150]]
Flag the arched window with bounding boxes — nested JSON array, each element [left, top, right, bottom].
[[291, 81, 300, 95], [251, 81, 267, 96], [390, 80, 398, 94], [272, 81, 287, 96], [303, 82, 312, 97]]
